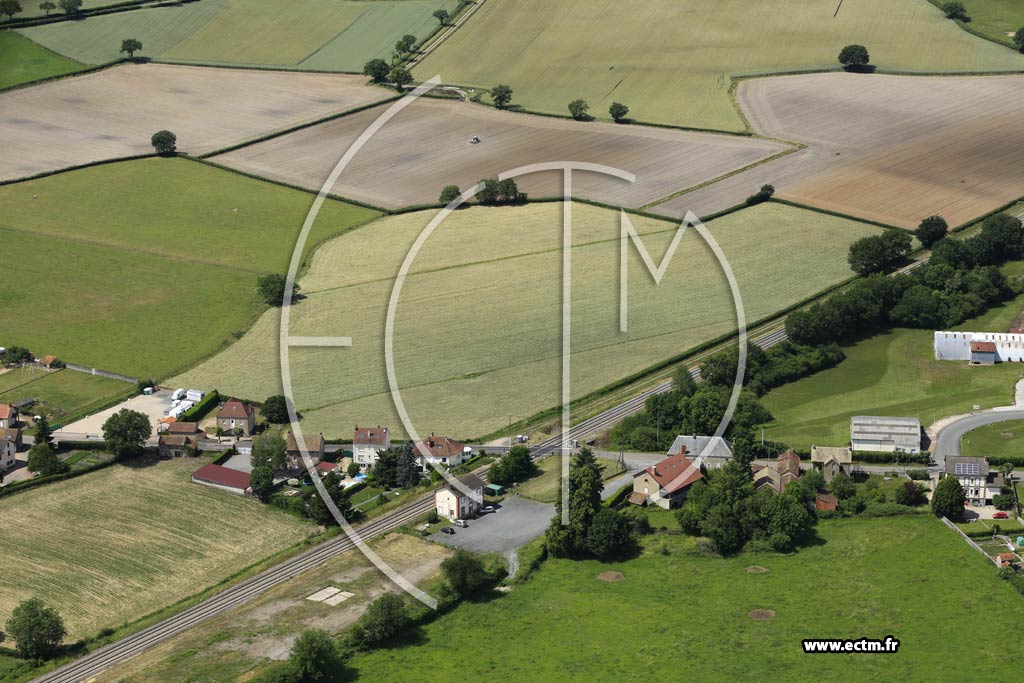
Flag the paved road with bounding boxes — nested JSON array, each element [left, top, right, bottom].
[[932, 408, 1024, 467]]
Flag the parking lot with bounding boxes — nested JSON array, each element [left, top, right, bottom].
[[430, 496, 554, 554], [57, 390, 176, 438]]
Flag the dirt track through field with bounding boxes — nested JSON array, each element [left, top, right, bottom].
[[212, 97, 789, 209], [652, 73, 1024, 228], [0, 63, 389, 181]]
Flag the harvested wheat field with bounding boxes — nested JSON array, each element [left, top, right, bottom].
[[414, 0, 1024, 131], [0, 63, 388, 181], [0, 457, 314, 641], [171, 201, 881, 439], [212, 97, 789, 210], [652, 73, 1024, 229]]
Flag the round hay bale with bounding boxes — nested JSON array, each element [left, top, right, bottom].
[[746, 565, 770, 574], [597, 571, 624, 582], [748, 609, 776, 620]]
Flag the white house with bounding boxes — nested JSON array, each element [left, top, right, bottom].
[[934, 331, 1024, 363], [435, 473, 484, 520], [415, 434, 470, 471], [0, 428, 20, 471], [630, 451, 703, 509], [945, 456, 1003, 506], [850, 416, 921, 454], [353, 425, 389, 470]]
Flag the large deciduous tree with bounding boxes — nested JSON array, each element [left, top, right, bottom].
[[120, 38, 142, 58], [6, 598, 66, 660], [838, 44, 870, 70], [150, 129, 176, 155], [490, 84, 513, 109], [931, 475, 966, 520], [101, 409, 151, 460]]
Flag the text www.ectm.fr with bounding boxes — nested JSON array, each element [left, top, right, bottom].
[[802, 637, 900, 653]]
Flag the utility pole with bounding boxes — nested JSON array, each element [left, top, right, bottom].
[[508, 414, 512, 451]]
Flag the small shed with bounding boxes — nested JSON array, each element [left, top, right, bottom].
[[970, 341, 997, 365], [485, 483, 505, 496]]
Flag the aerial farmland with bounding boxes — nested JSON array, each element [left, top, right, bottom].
[[4, 0, 1024, 681]]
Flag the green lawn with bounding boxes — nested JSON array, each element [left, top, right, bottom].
[[0, 157, 379, 380], [0, 369, 130, 425], [351, 516, 1024, 681], [518, 455, 625, 503], [0, 31, 86, 90], [173, 201, 881, 439], [415, 0, 1024, 131], [961, 419, 1024, 457], [944, 0, 1024, 47], [761, 290, 1024, 450], [19, 0, 460, 71]]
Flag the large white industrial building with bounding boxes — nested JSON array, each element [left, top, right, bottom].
[[850, 416, 921, 454], [933, 331, 1024, 363]]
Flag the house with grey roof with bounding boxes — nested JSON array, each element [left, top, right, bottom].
[[810, 445, 852, 482], [667, 435, 732, 470], [944, 456, 1003, 506]]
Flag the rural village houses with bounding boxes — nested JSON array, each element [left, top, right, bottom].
[[0, 403, 17, 430], [753, 450, 802, 494], [667, 434, 733, 470], [216, 397, 255, 436], [434, 473, 484, 521], [630, 450, 703, 509], [945, 456, 1003, 507], [353, 425, 390, 470], [810, 445, 852, 482], [0, 428, 21, 471], [415, 433, 470, 471], [285, 431, 326, 470]]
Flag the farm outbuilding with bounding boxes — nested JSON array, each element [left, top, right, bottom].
[[850, 416, 921, 454], [934, 331, 1024, 363], [191, 463, 251, 496]]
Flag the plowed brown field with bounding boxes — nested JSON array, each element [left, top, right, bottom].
[[0, 63, 389, 181], [212, 98, 789, 210]]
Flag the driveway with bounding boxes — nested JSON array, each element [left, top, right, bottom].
[[430, 496, 554, 554], [932, 408, 1024, 467]]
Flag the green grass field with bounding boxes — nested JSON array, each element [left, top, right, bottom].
[[415, 0, 1024, 131], [350, 516, 1024, 681], [172, 201, 880, 439], [945, 0, 1024, 47], [0, 158, 379, 379], [0, 368, 130, 425], [0, 457, 314, 641], [961, 418, 1024, 457], [518, 455, 625, 503], [19, 0, 460, 71], [761, 290, 1024, 450], [0, 31, 86, 90]]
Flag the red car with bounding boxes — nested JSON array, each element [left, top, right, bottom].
[[993, 512, 1009, 520]]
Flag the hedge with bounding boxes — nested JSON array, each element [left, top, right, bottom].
[[852, 451, 931, 465], [605, 482, 633, 509], [178, 390, 220, 422], [0, 457, 116, 499]]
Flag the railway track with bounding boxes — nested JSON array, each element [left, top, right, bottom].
[[32, 254, 935, 682], [32, 495, 436, 683]]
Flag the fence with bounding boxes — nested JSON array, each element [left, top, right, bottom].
[[940, 516, 997, 565], [63, 362, 138, 385]]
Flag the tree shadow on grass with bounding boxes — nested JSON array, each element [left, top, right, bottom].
[[118, 452, 161, 469], [842, 64, 877, 74]]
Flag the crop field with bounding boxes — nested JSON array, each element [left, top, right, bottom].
[[171, 201, 880, 439], [14, 0, 149, 18], [349, 516, 1024, 682], [652, 72, 1024, 229], [0, 368, 130, 424], [0, 457, 314, 641], [213, 98, 789, 211], [89, 533, 450, 683], [0, 31, 86, 90], [0, 62, 389, 181], [414, 0, 1023, 132], [0, 158, 379, 379], [949, 0, 1024, 47], [19, 0, 460, 71], [761, 290, 1024, 449]]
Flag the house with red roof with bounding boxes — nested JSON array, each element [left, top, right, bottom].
[[630, 450, 703, 509], [0, 403, 17, 430], [353, 425, 389, 470], [216, 398, 255, 436]]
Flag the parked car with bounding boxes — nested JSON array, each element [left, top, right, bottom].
[[480, 505, 495, 514], [993, 511, 1009, 520], [441, 526, 455, 535], [453, 519, 468, 528]]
